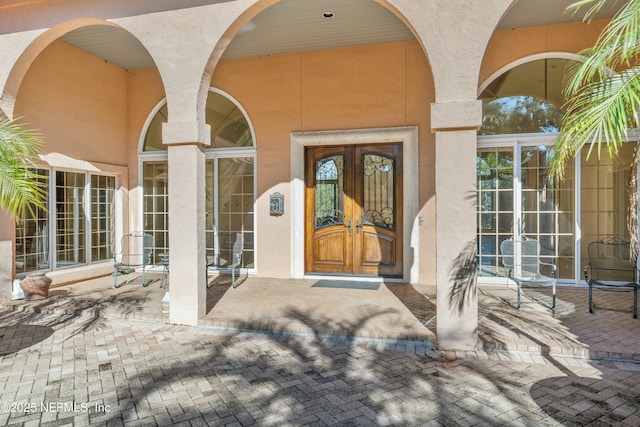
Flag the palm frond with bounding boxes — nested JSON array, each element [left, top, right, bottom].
[[554, 0, 640, 256], [591, 0, 640, 67], [0, 116, 47, 217], [553, 66, 640, 179], [567, 0, 619, 21], [564, 0, 640, 95]]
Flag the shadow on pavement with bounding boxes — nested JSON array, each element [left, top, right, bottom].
[[385, 282, 437, 331], [483, 309, 640, 425], [1, 288, 151, 339], [531, 372, 640, 425], [3, 277, 639, 424], [0, 324, 54, 356], [100, 307, 544, 426], [205, 275, 241, 312]]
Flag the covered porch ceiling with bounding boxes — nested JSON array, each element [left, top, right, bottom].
[[58, 0, 621, 71]]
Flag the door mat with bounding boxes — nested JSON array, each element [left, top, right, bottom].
[[311, 280, 380, 290]]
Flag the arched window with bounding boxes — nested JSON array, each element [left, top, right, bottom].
[[140, 89, 256, 271], [142, 91, 254, 151], [142, 104, 166, 151], [479, 58, 567, 135], [206, 93, 252, 148]]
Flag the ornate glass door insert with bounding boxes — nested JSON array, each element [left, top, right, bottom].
[[362, 153, 395, 230], [314, 154, 345, 229]]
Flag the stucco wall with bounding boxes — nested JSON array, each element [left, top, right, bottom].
[[14, 40, 128, 166], [480, 20, 608, 87], [39, 38, 437, 283], [8, 38, 130, 288], [406, 42, 435, 286], [126, 67, 166, 234], [0, 0, 610, 348]]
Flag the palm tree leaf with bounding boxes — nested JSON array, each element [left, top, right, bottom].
[[0, 116, 47, 217], [564, 0, 640, 94], [557, 0, 640, 256], [553, 66, 640, 178], [567, 0, 620, 21]]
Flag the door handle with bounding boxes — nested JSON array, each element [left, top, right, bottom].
[[346, 219, 352, 233], [355, 220, 361, 233]]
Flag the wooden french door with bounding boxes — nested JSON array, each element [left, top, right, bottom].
[[305, 144, 403, 277]]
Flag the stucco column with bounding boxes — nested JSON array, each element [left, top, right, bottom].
[[433, 101, 481, 350], [165, 134, 207, 325]]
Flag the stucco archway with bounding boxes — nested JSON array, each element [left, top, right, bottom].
[[0, 19, 162, 299], [1, 19, 129, 119], [196, 0, 485, 350]]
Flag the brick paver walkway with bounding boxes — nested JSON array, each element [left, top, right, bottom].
[[9, 274, 639, 361], [2, 275, 640, 425], [1, 307, 640, 426]]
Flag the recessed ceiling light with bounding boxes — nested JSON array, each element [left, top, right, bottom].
[[322, 11, 335, 19]]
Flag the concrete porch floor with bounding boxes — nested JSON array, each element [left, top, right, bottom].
[[2, 272, 640, 361]]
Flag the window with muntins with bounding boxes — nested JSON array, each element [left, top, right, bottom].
[[15, 170, 116, 274], [477, 57, 635, 283], [141, 89, 256, 270]]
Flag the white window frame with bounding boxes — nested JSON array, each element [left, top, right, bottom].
[[15, 167, 117, 274], [477, 133, 581, 285], [138, 87, 258, 274]]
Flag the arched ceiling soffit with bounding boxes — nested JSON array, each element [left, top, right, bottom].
[[2, 19, 156, 119], [496, 0, 621, 31], [207, 0, 425, 78], [202, 0, 427, 129]]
